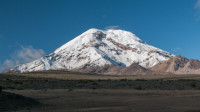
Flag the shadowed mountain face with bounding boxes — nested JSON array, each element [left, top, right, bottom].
[[151, 55, 200, 74]]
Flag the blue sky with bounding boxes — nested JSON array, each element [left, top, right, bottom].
[[0, 0, 200, 71]]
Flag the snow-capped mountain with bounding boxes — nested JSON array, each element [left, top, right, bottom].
[[7, 28, 174, 73]]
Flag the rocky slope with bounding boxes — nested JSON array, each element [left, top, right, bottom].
[[5, 28, 174, 74], [71, 63, 152, 75], [151, 55, 200, 74]]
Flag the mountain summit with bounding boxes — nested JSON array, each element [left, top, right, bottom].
[[6, 28, 174, 73]]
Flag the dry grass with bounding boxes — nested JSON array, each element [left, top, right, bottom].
[[2, 70, 200, 81], [1, 71, 200, 90]]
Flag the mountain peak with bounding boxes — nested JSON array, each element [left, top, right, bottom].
[[84, 28, 142, 42], [83, 28, 101, 34]]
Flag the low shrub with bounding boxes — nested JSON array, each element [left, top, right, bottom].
[[0, 86, 2, 92], [134, 86, 143, 90], [190, 82, 196, 88], [135, 79, 147, 81]]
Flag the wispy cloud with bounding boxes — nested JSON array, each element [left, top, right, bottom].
[[195, 0, 200, 9], [104, 26, 120, 30], [173, 48, 181, 53], [0, 46, 45, 72], [195, 0, 200, 20]]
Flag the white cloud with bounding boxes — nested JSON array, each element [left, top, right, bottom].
[[14, 46, 45, 63], [2, 59, 14, 69], [195, 0, 200, 9], [195, 0, 200, 20], [104, 26, 120, 30], [0, 46, 45, 72]]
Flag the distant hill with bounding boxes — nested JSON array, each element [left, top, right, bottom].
[[152, 55, 200, 74]]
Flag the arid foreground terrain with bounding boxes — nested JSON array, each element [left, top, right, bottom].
[[1, 71, 200, 112]]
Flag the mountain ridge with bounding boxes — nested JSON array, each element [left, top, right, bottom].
[[151, 55, 200, 74]]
